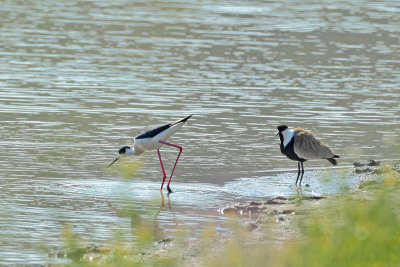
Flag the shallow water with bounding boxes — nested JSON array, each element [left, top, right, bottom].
[[0, 0, 399, 263]]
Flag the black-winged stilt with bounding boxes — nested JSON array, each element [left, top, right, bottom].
[[108, 115, 193, 193], [276, 125, 339, 186]]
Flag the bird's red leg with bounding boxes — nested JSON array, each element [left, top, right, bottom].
[[159, 140, 183, 193], [157, 149, 166, 190]]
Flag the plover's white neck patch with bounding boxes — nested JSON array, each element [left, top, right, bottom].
[[282, 129, 295, 147]]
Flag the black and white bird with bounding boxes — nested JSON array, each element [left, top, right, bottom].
[[276, 125, 339, 186], [108, 115, 193, 193]]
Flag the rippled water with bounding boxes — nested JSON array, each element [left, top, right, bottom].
[[0, 0, 399, 263]]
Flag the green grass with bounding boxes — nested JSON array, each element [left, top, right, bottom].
[[286, 185, 400, 267]]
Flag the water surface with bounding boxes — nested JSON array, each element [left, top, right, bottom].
[[0, 0, 399, 263]]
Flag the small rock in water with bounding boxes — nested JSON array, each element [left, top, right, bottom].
[[219, 197, 290, 218], [276, 216, 285, 222], [279, 210, 294, 215], [266, 199, 280, 205], [353, 159, 385, 175], [156, 238, 172, 246], [366, 159, 380, 166], [355, 167, 374, 174], [302, 194, 324, 200], [219, 200, 276, 217], [273, 196, 287, 201], [353, 159, 380, 167], [267, 197, 287, 204], [353, 161, 364, 167]]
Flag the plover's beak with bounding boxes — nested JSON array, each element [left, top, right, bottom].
[[276, 132, 279, 136], [107, 156, 119, 167]]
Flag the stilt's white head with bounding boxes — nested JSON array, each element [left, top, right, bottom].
[[118, 145, 135, 156], [107, 146, 136, 167]]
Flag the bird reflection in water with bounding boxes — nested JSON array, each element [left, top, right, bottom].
[[153, 191, 177, 237]]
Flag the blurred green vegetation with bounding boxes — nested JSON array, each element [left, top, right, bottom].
[[106, 157, 145, 180], [60, 162, 400, 267], [283, 171, 400, 267]]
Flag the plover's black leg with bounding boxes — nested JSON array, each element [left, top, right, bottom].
[[298, 162, 305, 185], [295, 162, 301, 185]]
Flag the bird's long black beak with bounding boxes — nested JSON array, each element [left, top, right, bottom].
[[276, 132, 279, 136], [107, 157, 119, 167]]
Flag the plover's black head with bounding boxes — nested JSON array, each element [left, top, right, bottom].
[[277, 125, 288, 133], [118, 146, 131, 155]]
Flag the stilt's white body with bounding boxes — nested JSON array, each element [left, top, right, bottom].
[[133, 122, 187, 154]]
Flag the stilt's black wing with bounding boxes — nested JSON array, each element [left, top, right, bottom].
[[135, 123, 171, 139], [135, 115, 192, 140]]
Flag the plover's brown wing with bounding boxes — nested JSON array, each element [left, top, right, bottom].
[[293, 128, 335, 160]]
